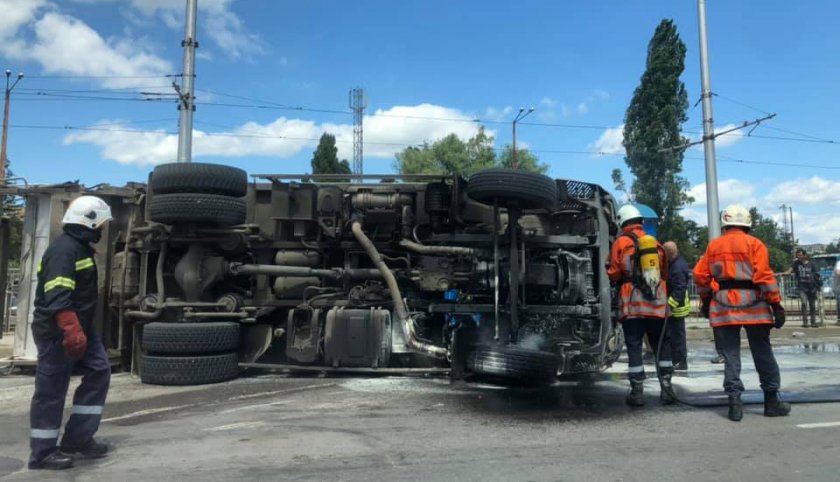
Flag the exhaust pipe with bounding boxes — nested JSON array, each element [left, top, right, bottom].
[[351, 220, 448, 359]]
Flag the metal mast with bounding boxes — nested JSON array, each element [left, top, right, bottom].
[[1, 70, 23, 184], [697, 0, 721, 238], [176, 0, 198, 163], [349, 88, 367, 177]]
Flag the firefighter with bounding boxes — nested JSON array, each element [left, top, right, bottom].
[[28, 196, 113, 470], [608, 205, 674, 407], [663, 241, 690, 371], [693, 204, 790, 422]]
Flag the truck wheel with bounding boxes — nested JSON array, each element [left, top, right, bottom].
[[466, 168, 559, 210], [142, 322, 240, 355], [151, 162, 247, 197], [149, 193, 246, 226], [466, 345, 559, 386], [140, 353, 239, 386], [602, 324, 624, 367]]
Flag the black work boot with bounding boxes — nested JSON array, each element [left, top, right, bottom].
[[710, 354, 724, 364], [659, 373, 677, 405], [728, 393, 743, 422], [764, 391, 791, 417], [60, 439, 109, 459], [28, 451, 74, 470], [626, 381, 645, 407]]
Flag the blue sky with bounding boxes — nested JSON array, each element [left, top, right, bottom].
[[1, 0, 838, 242]]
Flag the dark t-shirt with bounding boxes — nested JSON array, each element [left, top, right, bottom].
[[791, 259, 817, 290]]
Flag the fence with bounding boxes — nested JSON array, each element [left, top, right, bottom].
[[1, 268, 20, 334]]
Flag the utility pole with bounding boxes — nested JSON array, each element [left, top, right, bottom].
[[789, 206, 795, 249], [176, 0, 198, 163], [511, 107, 534, 169], [349, 88, 367, 178], [779, 204, 790, 241], [1, 70, 24, 184], [697, 0, 721, 239]]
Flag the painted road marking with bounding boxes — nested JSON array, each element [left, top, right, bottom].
[[204, 421, 267, 432], [103, 404, 196, 423], [797, 421, 840, 429]]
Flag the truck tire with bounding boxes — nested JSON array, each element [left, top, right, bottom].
[[467, 168, 558, 210], [602, 324, 624, 367], [151, 162, 247, 197], [467, 345, 559, 386], [140, 353, 239, 386], [149, 193, 246, 226], [142, 322, 240, 355]]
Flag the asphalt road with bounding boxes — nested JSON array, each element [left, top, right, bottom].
[[1, 341, 840, 482]]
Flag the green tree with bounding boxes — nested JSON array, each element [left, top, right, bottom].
[[3, 162, 23, 267], [394, 126, 547, 176], [311, 133, 351, 181], [395, 126, 497, 176], [497, 145, 549, 174], [622, 19, 692, 244], [748, 207, 794, 272]]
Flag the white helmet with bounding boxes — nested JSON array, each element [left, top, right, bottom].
[[62, 196, 113, 230], [617, 204, 643, 227], [721, 204, 751, 228]]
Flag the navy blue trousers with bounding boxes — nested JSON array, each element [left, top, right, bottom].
[[29, 335, 110, 464], [715, 324, 780, 395], [623, 318, 673, 382]]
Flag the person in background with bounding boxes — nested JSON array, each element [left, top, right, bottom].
[[833, 259, 840, 325], [663, 241, 690, 371], [784, 248, 820, 327]]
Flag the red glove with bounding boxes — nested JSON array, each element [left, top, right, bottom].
[[56, 310, 87, 359]]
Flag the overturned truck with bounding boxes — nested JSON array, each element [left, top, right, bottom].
[[13, 164, 624, 386]]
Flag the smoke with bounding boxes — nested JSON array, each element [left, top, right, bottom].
[[516, 333, 546, 351]]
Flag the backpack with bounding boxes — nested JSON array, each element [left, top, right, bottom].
[[620, 231, 662, 301]]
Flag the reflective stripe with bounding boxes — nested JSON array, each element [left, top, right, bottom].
[[760, 283, 779, 293], [72, 405, 103, 415], [75, 258, 95, 271], [44, 277, 76, 292], [668, 297, 679, 308], [37, 262, 42, 273], [628, 365, 644, 373], [30, 428, 59, 439], [658, 360, 673, 368]]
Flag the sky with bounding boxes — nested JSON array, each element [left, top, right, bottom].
[[1, 0, 838, 243]]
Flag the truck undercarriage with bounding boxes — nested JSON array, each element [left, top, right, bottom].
[[9, 164, 623, 386]]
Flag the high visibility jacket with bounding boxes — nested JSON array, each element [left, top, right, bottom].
[[607, 224, 668, 321], [32, 232, 99, 340], [693, 228, 780, 327], [667, 254, 692, 318]]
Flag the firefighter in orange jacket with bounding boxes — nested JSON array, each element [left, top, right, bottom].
[[694, 204, 790, 422], [608, 205, 674, 407]]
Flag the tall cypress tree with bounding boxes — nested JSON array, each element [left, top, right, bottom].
[[622, 19, 691, 243], [311, 133, 351, 181]]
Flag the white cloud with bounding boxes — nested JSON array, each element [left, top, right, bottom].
[[593, 89, 610, 101], [63, 104, 490, 166], [539, 97, 556, 109], [590, 125, 624, 155], [0, 2, 172, 89], [792, 212, 840, 244], [765, 176, 840, 206], [483, 105, 513, 122], [128, 0, 264, 59], [687, 178, 757, 207], [0, 0, 47, 39], [713, 123, 745, 148], [576, 102, 588, 114]]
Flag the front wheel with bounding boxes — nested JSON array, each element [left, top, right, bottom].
[[466, 345, 559, 386]]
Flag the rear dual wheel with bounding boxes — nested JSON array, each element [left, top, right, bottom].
[[140, 322, 241, 386], [148, 162, 248, 227]]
